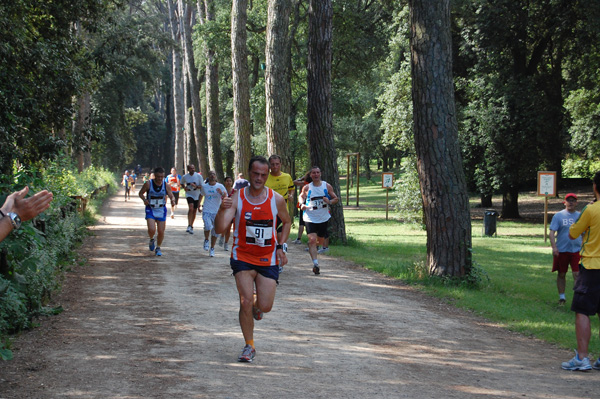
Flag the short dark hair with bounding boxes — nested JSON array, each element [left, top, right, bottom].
[[268, 154, 282, 163], [594, 171, 600, 188], [248, 155, 269, 171], [154, 167, 165, 175], [310, 166, 321, 173]]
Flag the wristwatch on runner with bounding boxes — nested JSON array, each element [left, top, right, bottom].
[[276, 243, 287, 253]]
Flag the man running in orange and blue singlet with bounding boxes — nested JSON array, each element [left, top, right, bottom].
[[215, 155, 291, 363]]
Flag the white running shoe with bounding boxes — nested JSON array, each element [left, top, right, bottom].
[[317, 247, 329, 254], [209, 248, 215, 257], [224, 242, 229, 251], [292, 238, 302, 244], [561, 351, 592, 371], [218, 235, 224, 246], [203, 239, 209, 251]]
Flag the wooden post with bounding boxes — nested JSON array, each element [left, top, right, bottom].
[[346, 154, 350, 206], [356, 152, 360, 207], [544, 195, 549, 242], [386, 188, 389, 220]]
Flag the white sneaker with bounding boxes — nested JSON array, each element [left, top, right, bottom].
[[209, 248, 215, 257], [204, 239, 209, 251], [224, 242, 229, 251], [189, 226, 193, 234], [318, 247, 329, 254], [218, 236, 224, 246], [292, 238, 302, 244], [562, 351, 592, 371]]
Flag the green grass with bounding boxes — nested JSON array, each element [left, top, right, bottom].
[[329, 176, 600, 353]]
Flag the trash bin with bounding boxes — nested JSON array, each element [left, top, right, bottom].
[[483, 210, 499, 237]]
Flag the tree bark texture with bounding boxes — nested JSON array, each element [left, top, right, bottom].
[[265, 0, 292, 172], [410, 0, 472, 277], [181, 1, 209, 175], [203, 0, 224, 180], [307, 0, 346, 244], [231, 0, 252, 177], [167, 0, 185, 173]]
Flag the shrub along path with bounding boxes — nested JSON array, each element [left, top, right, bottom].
[[0, 192, 597, 398]]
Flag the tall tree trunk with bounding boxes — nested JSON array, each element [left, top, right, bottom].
[[410, 0, 472, 277], [180, 1, 208, 173], [265, 0, 292, 172], [501, 187, 520, 218], [231, 0, 252, 177], [202, 0, 224, 180], [307, 0, 346, 244], [168, 0, 185, 173]]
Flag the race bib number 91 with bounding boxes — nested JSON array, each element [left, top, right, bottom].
[[245, 219, 273, 247]]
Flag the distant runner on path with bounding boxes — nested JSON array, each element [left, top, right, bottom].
[[138, 167, 175, 257], [200, 171, 226, 257], [166, 167, 181, 219], [180, 164, 203, 235], [298, 166, 339, 275], [215, 155, 291, 363]]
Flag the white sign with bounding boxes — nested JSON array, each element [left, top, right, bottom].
[[382, 173, 394, 188], [537, 171, 556, 196]]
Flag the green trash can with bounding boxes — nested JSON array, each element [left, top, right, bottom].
[[483, 210, 499, 236]]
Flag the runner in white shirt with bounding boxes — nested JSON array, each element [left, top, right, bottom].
[[180, 164, 204, 234], [201, 170, 226, 257]]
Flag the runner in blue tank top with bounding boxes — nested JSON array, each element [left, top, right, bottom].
[[138, 167, 176, 257]]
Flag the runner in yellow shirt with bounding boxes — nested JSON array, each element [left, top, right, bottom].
[[562, 171, 600, 371]]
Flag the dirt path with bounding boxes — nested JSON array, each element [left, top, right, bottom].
[[0, 192, 598, 398]]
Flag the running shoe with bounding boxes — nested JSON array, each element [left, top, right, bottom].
[[203, 239, 209, 251], [561, 351, 591, 371], [292, 238, 302, 244], [149, 238, 156, 251], [189, 226, 194, 234], [593, 358, 600, 370], [238, 345, 255, 363], [318, 247, 329, 254], [218, 235, 224, 247], [312, 265, 320, 275], [252, 306, 263, 321], [186, 226, 191, 234], [155, 247, 162, 257], [209, 248, 215, 257], [170, 214, 174, 219], [223, 242, 229, 251]]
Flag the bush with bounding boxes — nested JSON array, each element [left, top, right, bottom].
[[562, 157, 600, 179], [391, 159, 424, 226], [0, 160, 116, 359]]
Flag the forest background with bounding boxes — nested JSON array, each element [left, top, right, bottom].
[[4, 0, 600, 218], [2, 0, 600, 357]]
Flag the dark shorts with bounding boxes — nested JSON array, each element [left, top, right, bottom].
[[230, 259, 279, 284], [305, 220, 328, 238], [172, 191, 180, 205], [186, 196, 200, 209], [299, 209, 305, 226], [571, 265, 600, 316], [552, 252, 580, 273]]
